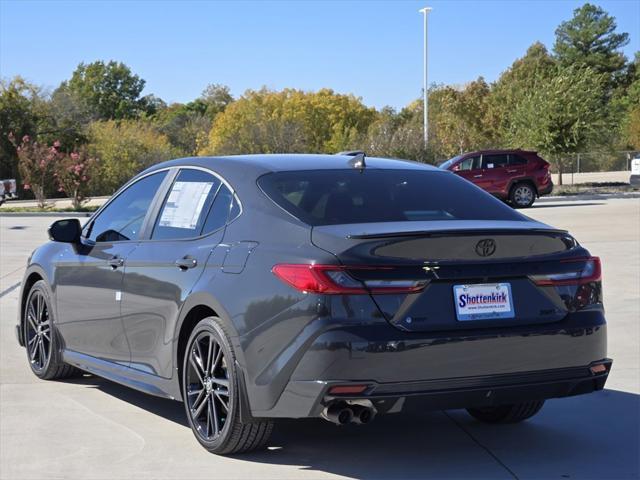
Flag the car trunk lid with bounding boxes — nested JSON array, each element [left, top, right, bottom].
[[311, 220, 584, 332]]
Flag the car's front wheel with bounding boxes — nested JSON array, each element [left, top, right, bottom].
[[467, 400, 545, 423], [182, 317, 273, 455], [509, 183, 536, 208], [23, 280, 80, 380]]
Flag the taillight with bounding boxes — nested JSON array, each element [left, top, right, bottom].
[[531, 257, 601, 286], [272, 264, 427, 294]]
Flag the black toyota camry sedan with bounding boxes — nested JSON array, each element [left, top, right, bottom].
[[16, 153, 611, 454]]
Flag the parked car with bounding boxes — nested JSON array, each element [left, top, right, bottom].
[[17, 154, 610, 455], [0, 178, 18, 206], [439, 150, 553, 208]]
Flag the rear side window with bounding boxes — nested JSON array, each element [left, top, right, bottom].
[[258, 169, 524, 226], [201, 185, 234, 235], [152, 169, 221, 240], [482, 154, 509, 169], [509, 154, 528, 165]]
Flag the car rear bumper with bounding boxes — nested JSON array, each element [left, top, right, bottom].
[[538, 180, 554, 196], [249, 309, 608, 418], [266, 359, 611, 418]]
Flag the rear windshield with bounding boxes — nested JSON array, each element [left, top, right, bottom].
[[258, 169, 524, 226]]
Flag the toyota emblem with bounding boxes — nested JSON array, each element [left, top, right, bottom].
[[475, 239, 496, 257]]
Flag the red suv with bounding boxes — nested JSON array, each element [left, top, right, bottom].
[[439, 149, 553, 208]]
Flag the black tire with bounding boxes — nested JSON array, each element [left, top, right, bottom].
[[467, 400, 545, 424], [509, 182, 536, 208], [182, 317, 273, 455], [23, 280, 81, 380]]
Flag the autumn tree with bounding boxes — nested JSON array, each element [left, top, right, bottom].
[[202, 88, 377, 155], [88, 120, 177, 194], [428, 78, 495, 158]]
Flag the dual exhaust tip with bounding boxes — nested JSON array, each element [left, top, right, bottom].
[[322, 402, 376, 426]]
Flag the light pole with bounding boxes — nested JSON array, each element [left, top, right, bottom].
[[419, 6, 432, 150]]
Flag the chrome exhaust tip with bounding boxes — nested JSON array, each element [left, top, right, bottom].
[[322, 402, 354, 425]]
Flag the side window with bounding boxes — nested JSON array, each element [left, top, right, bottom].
[[482, 154, 509, 169], [87, 171, 167, 243], [202, 185, 234, 235], [458, 155, 481, 171], [152, 169, 221, 240], [509, 154, 528, 165]]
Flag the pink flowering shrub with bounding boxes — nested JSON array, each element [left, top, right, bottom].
[[8, 133, 61, 208], [55, 147, 97, 210]]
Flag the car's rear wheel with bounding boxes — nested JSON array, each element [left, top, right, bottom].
[[466, 400, 545, 423], [24, 280, 80, 380], [182, 317, 273, 455], [509, 183, 536, 208]]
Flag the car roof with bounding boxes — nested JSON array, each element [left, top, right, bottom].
[[144, 153, 439, 178], [458, 149, 537, 157]]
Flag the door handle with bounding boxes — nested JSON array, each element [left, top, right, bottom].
[[473, 175, 483, 178], [175, 257, 197, 270], [108, 256, 124, 269], [507, 169, 517, 173]]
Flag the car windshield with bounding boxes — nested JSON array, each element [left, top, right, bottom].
[[438, 155, 463, 169], [258, 169, 525, 226]]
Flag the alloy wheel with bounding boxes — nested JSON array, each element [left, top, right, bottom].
[[186, 332, 231, 441], [25, 290, 51, 371], [513, 185, 534, 206]]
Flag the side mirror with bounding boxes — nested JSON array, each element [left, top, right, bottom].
[[48, 219, 82, 243], [451, 164, 460, 172]]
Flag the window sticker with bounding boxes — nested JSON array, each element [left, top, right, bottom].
[[159, 181, 213, 229]]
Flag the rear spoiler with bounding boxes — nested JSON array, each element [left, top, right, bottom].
[[347, 228, 568, 240]]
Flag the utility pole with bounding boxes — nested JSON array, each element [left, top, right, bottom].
[[419, 6, 432, 150]]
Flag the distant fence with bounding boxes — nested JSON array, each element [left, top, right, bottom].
[[561, 150, 639, 174]]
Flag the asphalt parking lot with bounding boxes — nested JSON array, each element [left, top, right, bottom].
[[1, 198, 639, 480]]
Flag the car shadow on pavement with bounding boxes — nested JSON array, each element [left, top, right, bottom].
[[66, 376, 640, 480]]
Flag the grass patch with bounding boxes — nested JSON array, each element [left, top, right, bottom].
[[552, 182, 640, 196]]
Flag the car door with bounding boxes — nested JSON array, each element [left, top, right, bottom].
[[454, 155, 482, 185], [121, 168, 238, 379], [479, 153, 509, 194], [506, 153, 528, 181], [54, 170, 169, 365]]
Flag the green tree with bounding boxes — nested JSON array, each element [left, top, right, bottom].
[[510, 65, 610, 183], [489, 43, 557, 145], [193, 84, 233, 118], [554, 3, 629, 88], [0, 77, 49, 181], [152, 103, 211, 155], [61, 61, 147, 120], [88, 120, 177, 194], [620, 52, 640, 148]]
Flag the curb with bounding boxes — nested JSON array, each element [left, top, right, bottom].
[[537, 192, 640, 203], [0, 212, 93, 218]]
